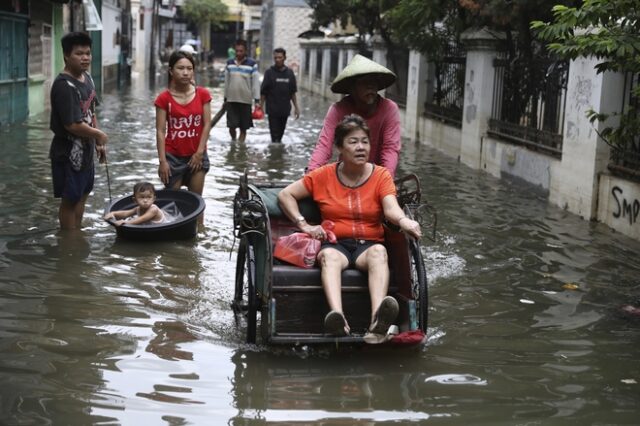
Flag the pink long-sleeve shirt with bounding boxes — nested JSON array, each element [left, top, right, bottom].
[[307, 95, 401, 177]]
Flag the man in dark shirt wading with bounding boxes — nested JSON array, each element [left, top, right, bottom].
[[49, 32, 108, 229], [260, 47, 300, 143]]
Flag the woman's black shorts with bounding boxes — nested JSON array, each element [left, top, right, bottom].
[[320, 238, 381, 268]]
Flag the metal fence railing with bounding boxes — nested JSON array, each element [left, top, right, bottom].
[[423, 44, 466, 128], [608, 72, 640, 181], [488, 53, 568, 157], [385, 48, 408, 108]]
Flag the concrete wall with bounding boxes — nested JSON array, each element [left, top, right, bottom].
[[27, 0, 54, 117], [259, 1, 312, 74], [549, 58, 624, 219], [598, 174, 640, 240], [419, 118, 462, 160], [481, 135, 559, 192], [102, 2, 121, 68], [272, 5, 311, 75], [102, 1, 122, 90], [131, 0, 152, 74]]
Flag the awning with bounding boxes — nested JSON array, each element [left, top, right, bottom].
[[83, 0, 103, 31]]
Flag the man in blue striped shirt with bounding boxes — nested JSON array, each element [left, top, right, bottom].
[[224, 39, 261, 143]]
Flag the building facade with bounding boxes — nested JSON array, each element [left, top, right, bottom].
[[0, 0, 131, 124], [258, 0, 311, 74]]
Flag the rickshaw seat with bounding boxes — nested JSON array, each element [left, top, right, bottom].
[[272, 265, 368, 289], [249, 185, 322, 224]]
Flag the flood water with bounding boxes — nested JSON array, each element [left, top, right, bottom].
[[1, 72, 639, 425]]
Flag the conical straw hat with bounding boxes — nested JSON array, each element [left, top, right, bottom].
[[330, 54, 396, 94]]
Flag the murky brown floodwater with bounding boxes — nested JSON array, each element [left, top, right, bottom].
[[0, 69, 639, 425]]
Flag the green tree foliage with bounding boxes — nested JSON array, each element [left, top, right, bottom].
[[307, 0, 397, 48], [532, 0, 640, 152], [386, 0, 467, 60], [182, 0, 228, 29], [308, 1, 575, 65], [532, 0, 640, 73]]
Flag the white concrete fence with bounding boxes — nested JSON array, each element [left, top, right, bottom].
[[299, 30, 640, 242]]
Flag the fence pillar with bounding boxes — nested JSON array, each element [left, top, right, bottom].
[[550, 57, 625, 219], [371, 36, 386, 67], [308, 45, 317, 91], [371, 36, 387, 96], [321, 47, 331, 97], [405, 50, 428, 141], [460, 28, 505, 169], [299, 47, 308, 91], [337, 41, 346, 74], [343, 36, 358, 64]]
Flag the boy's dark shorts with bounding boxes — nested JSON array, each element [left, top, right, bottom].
[[165, 152, 210, 189], [226, 102, 253, 131], [320, 238, 382, 268], [51, 160, 95, 203]]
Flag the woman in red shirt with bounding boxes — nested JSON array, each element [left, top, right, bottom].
[[278, 115, 422, 342], [155, 51, 212, 195]]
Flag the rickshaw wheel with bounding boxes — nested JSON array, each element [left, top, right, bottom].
[[410, 239, 429, 332], [233, 236, 258, 343]]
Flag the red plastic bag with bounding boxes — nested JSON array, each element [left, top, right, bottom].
[[252, 105, 264, 119], [274, 233, 320, 268], [273, 221, 337, 268]]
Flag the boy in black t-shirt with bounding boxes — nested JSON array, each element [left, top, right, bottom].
[[49, 32, 108, 229]]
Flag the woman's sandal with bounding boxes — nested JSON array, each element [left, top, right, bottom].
[[368, 296, 399, 335], [324, 310, 350, 336]]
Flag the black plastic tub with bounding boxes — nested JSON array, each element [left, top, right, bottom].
[[105, 189, 205, 241]]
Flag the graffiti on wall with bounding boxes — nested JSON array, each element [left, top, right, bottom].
[[612, 186, 640, 226]]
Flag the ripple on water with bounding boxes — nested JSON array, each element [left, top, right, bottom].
[[424, 373, 488, 385]]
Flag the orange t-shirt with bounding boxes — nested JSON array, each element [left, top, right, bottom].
[[302, 163, 396, 242]]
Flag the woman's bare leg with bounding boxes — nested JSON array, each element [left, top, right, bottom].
[[354, 244, 390, 322], [318, 247, 349, 313], [187, 171, 206, 195]]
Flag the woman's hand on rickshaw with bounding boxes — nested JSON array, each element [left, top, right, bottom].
[[399, 217, 422, 239], [158, 160, 171, 185], [188, 151, 204, 172], [301, 223, 326, 240]]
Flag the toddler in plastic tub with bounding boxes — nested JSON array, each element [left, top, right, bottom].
[[104, 182, 166, 226]]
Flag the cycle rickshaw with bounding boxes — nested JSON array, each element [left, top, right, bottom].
[[231, 173, 435, 345]]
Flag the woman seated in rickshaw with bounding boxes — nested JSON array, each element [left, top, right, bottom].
[[278, 114, 422, 341]]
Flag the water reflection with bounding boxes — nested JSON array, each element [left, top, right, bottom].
[[0, 74, 639, 424], [229, 350, 434, 424], [226, 141, 250, 173], [0, 231, 137, 424]]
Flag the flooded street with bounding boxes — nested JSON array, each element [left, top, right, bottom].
[[1, 75, 639, 424]]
